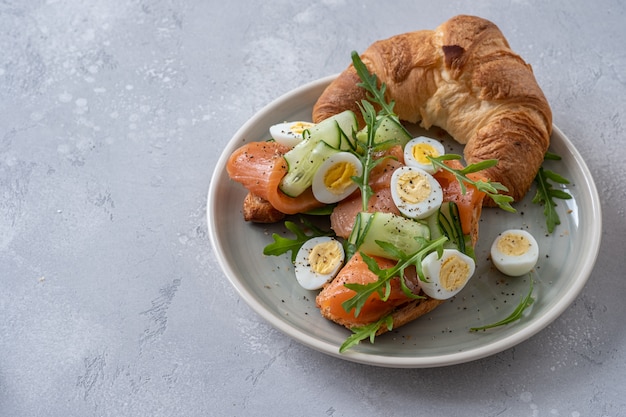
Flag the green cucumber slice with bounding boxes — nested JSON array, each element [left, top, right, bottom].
[[356, 115, 411, 149], [349, 211, 430, 259], [279, 111, 358, 197]]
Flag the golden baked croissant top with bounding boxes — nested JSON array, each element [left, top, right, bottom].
[[312, 15, 552, 205]]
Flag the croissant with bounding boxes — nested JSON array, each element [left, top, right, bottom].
[[312, 15, 552, 205]]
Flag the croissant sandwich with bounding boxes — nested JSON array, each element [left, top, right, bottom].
[[226, 15, 551, 350], [313, 14, 552, 205]]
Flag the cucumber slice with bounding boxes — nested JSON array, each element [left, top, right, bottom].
[[425, 202, 475, 259], [279, 111, 358, 197], [349, 212, 430, 259], [280, 140, 337, 197], [306, 110, 358, 151], [425, 209, 443, 241], [356, 115, 411, 149]]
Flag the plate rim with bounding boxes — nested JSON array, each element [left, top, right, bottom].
[[207, 75, 602, 368]]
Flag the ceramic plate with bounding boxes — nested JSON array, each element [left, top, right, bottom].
[[207, 75, 602, 368]]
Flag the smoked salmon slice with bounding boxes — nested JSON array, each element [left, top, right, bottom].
[[226, 141, 325, 215], [434, 159, 486, 244], [368, 145, 405, 190], [315, 252, 420, 328]]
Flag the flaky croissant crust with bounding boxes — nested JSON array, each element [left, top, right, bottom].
[[312, 15, 552, 205]]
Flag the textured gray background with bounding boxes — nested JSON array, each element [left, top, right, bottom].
[[1, 0, 625, 416]]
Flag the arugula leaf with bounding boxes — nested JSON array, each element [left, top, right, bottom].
[[350, 52, 409, 213], [339, 315, 394, 353], [342, 236, 448, 317], [543, 150, 562, 161], [352, 100, 381, 211], [532, 152, 573, 233], [428, 154, 516, 212], [303, 205, 335, 216], [263, 217, 334, 262], [351, 51, 399, 120], [470, 275, 534, 332]]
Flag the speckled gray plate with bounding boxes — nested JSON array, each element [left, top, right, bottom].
[[207, 75, 602, 368]]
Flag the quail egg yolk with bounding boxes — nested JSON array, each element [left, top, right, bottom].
[[439, 255, 472, 292], [269, 121, 314, 147], [412, 142, 440, 165], [403, 137, 446, 174], [312, 152, 363, 204], [324, 161, 358, 196], [496, 233, 531, 256], [289, 121, 314, 135], [390, 166, 443, 219], [308, 240, 343, 275], [396, 170, 431, 204], [420, 249, 476, 300], [295, 236, 345, 290]]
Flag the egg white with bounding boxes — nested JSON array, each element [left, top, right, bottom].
[[269, 121, 314, 148], [403, 137, 445, 174], [312, 152, 363, 204], [490, 229, 539, 276], [294, 236, 345, 290], [420, 249, 476, 300], [390, 166, 443, 219]]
